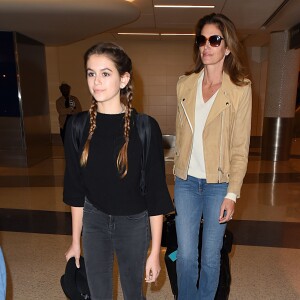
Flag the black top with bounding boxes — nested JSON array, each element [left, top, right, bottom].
[[63, 111, 174, 216]]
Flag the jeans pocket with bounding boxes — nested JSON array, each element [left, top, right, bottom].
[[83, 199, 98, 214]]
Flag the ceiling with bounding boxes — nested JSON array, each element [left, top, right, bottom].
[[0, 0, 299, 47]]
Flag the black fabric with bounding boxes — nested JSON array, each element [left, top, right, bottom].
[[135, 113, 151, 196], [63, 111, 173, 216], [60, 256, 91, 300], [71, 111, 151, 196], [71, 111, 89, 152], [163, 213, 232, 299]]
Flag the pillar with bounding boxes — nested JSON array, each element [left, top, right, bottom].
[[261, 30, 300, 161], [0, 32, 51, 167]]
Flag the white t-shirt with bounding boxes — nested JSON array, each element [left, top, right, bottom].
[[188, 73, 218, 178]]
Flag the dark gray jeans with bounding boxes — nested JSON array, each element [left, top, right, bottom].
[[82, 200, 150, 300]]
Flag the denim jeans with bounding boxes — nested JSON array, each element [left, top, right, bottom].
[[82, 200, 150, 300], [174, 176, 228, 300], [0, 247, 6, 300]]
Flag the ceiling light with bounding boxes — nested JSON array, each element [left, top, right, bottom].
[[117, 33, 160, 36], [161, 33, 195, 36], [154, 5, 215, 8]]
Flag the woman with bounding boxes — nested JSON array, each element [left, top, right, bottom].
[[63, 42, 173, 300], [174, 13, 252, 299]]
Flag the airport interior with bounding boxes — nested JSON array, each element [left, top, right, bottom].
[[0, 0, 300, 299]]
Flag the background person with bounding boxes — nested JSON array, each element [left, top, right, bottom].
[[56, 82, 82, 143], [63, 42, 173, 300], [174, 13, 252, 299]]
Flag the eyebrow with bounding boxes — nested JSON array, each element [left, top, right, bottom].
[[86, 67, 113, 72]]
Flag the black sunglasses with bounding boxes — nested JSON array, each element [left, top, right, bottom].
[[195, 35, 224, 47]]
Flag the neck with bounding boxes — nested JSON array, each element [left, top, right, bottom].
[[97, 102, 125, 114], [203, 66, 223, 86]]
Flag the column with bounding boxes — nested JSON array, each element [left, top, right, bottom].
[[261, 30, 300, 161]]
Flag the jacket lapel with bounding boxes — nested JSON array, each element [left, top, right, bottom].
[[205, 72, 232, 127], [180, 72, 200, 131]]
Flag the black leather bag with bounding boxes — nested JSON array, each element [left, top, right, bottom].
[[163, 213, 233, 300]]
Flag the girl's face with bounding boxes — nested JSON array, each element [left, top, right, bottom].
[[86, 54, 129, 108], [199, 23, 230, 68]]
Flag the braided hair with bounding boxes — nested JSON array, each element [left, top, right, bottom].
[[80, 42, 133, 178]]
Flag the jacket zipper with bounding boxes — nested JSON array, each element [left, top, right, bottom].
[[180, 99, 194, 179], [218, 111, 225, 182], [180, 101, 193, 134]]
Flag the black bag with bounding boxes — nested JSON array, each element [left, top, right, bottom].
[[163, 213, 233, 300]]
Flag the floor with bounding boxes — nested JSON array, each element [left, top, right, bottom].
[[1, 139, 300, 300]]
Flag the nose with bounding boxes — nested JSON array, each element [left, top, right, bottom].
[[203, 39, 210, 48], [94, 74, 102, 85]]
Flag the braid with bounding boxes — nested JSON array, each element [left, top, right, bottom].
[[117, 83, 133, 177], [80, 98, 98, 166], [83, 42, 134, 177]]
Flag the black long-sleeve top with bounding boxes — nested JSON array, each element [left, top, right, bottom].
[[63, 111, 174, 216]]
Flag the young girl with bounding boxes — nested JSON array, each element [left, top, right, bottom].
[[63, 42, 173, 299]]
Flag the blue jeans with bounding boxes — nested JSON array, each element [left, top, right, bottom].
[[174, 176, 228, 300], [0, 247, 6, 300], [82, 200, 150, 300]]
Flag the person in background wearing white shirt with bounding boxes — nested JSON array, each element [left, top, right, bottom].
[[56, 83, 82, 143]]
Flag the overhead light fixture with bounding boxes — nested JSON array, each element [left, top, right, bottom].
[[117, 33, 159, 36], [117, 33, 195, 36], [161, 33, 195, 36], [154, 5, 215, 8]]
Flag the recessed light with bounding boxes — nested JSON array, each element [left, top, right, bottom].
[[161, 33, 195, 36], [117, 33, 160, 36], [154, 5, 215, 8]]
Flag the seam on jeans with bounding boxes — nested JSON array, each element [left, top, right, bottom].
[[126, 210, 148, 220]]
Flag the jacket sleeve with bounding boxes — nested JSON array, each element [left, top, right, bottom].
[[144, 117, 174, 216], [228, 83, 252, 197], [63, 115, 86, 207]]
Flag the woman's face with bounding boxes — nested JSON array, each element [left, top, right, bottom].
[[86, 54, 129, 106], [199, 23, 230, 68]]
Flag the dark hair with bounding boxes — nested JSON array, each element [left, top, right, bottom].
[[81, 42, 133, 178], [187, 13, 248, 86], [59, 83, 70, 92]]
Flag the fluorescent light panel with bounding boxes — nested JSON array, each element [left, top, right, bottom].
[[161, 33, 195, 36], [154, 5, 215, 8], [118, 33, 195, 36], [117, 33, 159, 36]]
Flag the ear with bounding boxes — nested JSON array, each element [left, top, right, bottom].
[[225, 48, 231, 56], [120, 72, 130, 89]]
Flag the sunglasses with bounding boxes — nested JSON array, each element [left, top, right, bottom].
[[195, 35, 224, 47]]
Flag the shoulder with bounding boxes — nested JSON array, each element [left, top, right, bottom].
[[56, 96, 64, 103], [222, 73, 251, 94], [135, 113, 162, 136], [71, 95, 80, 101], [68, 111, 89, 128], [177, 72, 199, 85]]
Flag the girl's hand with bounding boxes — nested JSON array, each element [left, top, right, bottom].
[[65, 243, 81, 268], [145, 252, 161, 283]]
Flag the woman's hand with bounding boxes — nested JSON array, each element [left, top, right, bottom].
[[145, 252, 161, 283], [65, 242, 81, 268], [219, 198, 235, 223]]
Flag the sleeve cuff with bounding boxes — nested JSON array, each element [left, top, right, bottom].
[[225, 192, 237, 203]]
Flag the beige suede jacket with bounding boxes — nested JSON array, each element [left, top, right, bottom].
[[174, 70, 252, 198]]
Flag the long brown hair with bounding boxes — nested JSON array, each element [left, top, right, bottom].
[[80, 42, 133, 178], [187, 13, 248, 86]]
